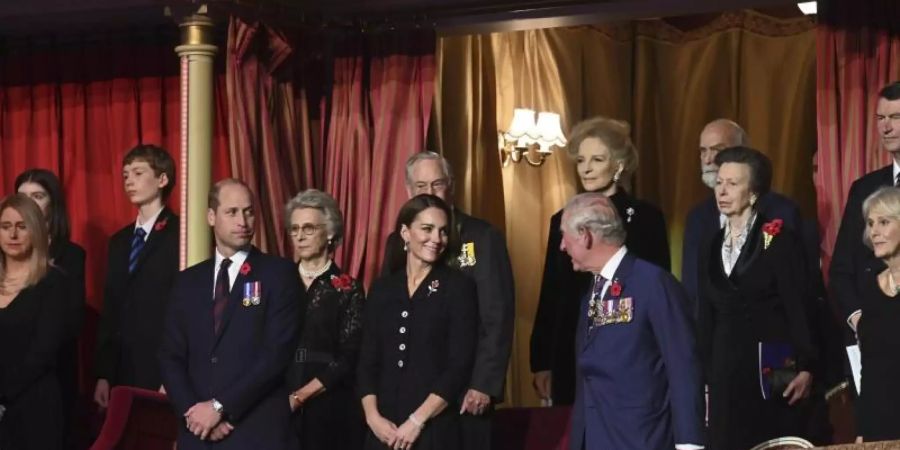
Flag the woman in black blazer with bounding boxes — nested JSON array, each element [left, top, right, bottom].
[[0, 194, 68, 450], [358, 194, 477, 450], [698, 147, 818, 450], [531, 116, 670, 405], [15, 169, 85, 445]]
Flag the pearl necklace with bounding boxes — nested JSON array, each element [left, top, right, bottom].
[[299, 259, 332, 280]]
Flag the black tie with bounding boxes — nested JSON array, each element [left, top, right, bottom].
[[128, 228, 146, 273], [213, 258, 233, 334]]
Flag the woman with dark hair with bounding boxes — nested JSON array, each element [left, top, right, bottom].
[[358, 194, 477, 450], [15, 169, 85, 445], [698, 146, 818, 449], [531, 116, 670, 405], [0, 194, 69, 450], [284, 189, 365, 450]]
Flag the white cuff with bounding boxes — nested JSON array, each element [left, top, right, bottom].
[[675, 444, 704, 450], [847, 310, 862, 331]]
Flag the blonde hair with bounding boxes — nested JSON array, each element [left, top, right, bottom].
[[862, 186, 900, 250], [0, 194, 49, 288], [565, 116, 639, 179]]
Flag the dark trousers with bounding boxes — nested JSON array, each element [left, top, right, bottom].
[[461, 407, 493, 450]]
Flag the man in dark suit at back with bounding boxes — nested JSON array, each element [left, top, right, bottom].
[[159, 179, 304, 449], [94, 145, 180, 407], [382, 151, 514, 450], [831, 82, 900, 335], [682, 119, 801, 316]]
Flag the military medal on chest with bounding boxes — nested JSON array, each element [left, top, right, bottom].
[[458, 242, 477, 267], [242, 281, 261, 307]]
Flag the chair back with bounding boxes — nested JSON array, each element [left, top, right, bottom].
[[89, 386, 178, 450]]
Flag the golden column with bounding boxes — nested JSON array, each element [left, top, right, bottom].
[[175, 13, 217, 268]]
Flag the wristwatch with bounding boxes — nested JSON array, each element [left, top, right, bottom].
[[211, 399, 224, 414]]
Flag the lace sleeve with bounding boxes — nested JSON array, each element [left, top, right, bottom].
[[317, 278, 366, 388]]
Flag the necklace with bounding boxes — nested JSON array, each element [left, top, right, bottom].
[[889, 270, 900, 296], [299, 259, 332, 280]]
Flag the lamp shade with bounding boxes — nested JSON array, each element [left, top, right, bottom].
[[534, 112, 567, 153], [503, 108, 537, 147]]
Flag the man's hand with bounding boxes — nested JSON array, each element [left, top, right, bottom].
[[208, 421, 234, 442], [783, 371, 813, 406], [94, 379, 110, 409], [532, 371, 552, 401], [184, 401, 222, 440], [460, 389, 491, 415]]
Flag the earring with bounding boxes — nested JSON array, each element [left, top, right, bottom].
[[612, 172, 621, 184], [403, 241, 409, 252], [750, 195, 757, 207]]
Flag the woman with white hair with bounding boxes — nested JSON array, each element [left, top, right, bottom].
[[283, 189, 365, 450], [856, 186, 900, 442]]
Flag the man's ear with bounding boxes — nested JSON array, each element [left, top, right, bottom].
[[582, 228, 594, 250]]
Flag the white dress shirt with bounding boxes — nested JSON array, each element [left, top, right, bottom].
[[213, 248, 250, 296]]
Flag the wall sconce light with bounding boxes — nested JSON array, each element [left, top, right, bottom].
[[498, 108, 567, 167]]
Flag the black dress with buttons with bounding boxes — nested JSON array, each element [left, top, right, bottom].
[[358, 265, 478, 450]]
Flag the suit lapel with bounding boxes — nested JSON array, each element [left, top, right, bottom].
[[729, 216, 764, 283], [213, 247, 256, 347], [131, 207, 175, 276]]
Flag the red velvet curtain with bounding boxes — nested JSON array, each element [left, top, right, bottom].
[[323, 32, 436, 283], [816, 0, 900, 275], [226, 17, 318, 257], [0, 31, 231, 393]]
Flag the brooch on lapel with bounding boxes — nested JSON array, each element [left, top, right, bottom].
[[625, 207, 635, 223], [154, 217, 168, 231], [762, 219, 783, 250], [458, 242, 477, 267], [427, 279, 440, 296], [330, 274, 353, 292], [242, 281, 261, 307]]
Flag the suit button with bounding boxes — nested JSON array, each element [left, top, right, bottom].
[[211, 356, 218, 364], [401, 311, 409, 318], [398, 360, 404, 368], [399, 327, 407, 334], [399, 343, 406, 351]]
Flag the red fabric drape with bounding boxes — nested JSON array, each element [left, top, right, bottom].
[[0, 32, 230, 394], [816, 0, 900, 275], [226, 17, 313, 257]]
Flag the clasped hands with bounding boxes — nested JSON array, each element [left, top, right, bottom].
[[184, 400, 233, 441], [368, 414, 422, 450]]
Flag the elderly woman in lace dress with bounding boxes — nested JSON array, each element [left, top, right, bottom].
[[284, 189, 365, 450]]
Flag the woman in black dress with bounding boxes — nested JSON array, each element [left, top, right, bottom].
[[284, 189, 365, 449], [358, 194, 477, 450], [856, 186, 900, 442], [531, 116, 670, 404], [14, 169, 85, 445], [698, 147, 817, 450], [0, 194, 68, 450]]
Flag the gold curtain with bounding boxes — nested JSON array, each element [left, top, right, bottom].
[[432, 10, 816, 408]]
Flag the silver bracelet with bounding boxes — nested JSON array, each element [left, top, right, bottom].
[[408, 413, 425, 428]]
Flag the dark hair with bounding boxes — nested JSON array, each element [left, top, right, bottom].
[[880, 82, 900, 101], [208, 178, 254, 211], [713, 146, 772, 197], [14, 168, 70, 257], [122, 144, 176, 201], [386, 194, 455, 273]]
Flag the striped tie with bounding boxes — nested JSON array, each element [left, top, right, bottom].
[[129, 228, 147, 273]]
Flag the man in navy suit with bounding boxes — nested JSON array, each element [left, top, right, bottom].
[[159, 179, 304, 449], [682, 119, 801, 316], [561, 193, 703, 450]]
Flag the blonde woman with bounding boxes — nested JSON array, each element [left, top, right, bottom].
[[0, 194, 68, 450]]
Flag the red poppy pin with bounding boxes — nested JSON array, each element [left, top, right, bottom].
[[240, 262, 252, 276], [762, 218, 783, 250], [330, 274, 353, 292], [154, 217, 168, 231], [609, 280, 623, 297]]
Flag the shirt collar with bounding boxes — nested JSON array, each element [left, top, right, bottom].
[[135, 207, 165, 236], [215, 247, 250, 272], [598, 246, 628, 281], [893, 159, 900, 183]]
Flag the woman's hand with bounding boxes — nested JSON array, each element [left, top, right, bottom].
[[289, 394, 302, 412], [783, 370, 812, 405], [367, 414, 399, 447], [393, 419, 423, 450]]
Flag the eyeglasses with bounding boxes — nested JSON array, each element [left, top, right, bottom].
[[412, 178, 449, 194], [289, 223, 325, 237]]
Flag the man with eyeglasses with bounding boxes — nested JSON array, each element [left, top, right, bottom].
[[381, 151, 515, 450]]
